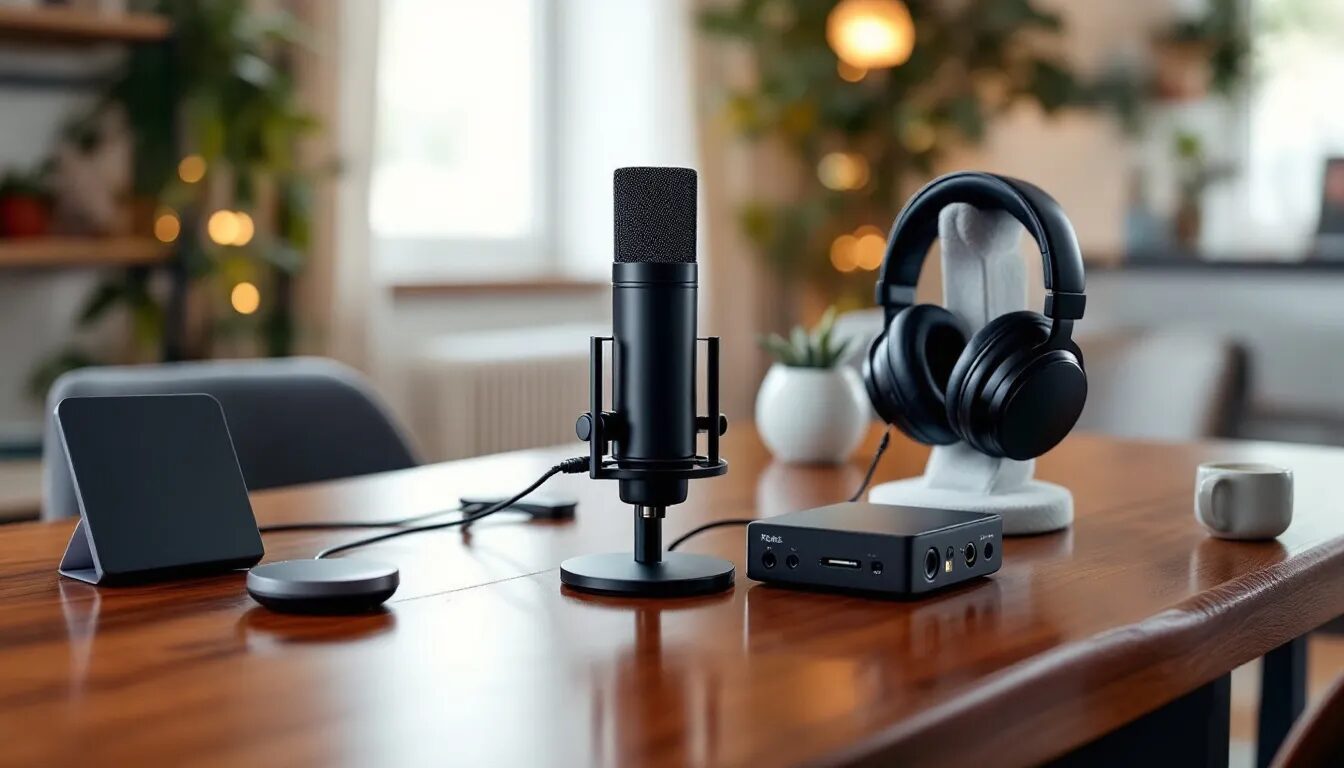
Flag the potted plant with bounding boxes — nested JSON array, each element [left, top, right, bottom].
[[755, 307, 870, 464], [1172, 130, 1236, 250], [0, 168, 53, 239]]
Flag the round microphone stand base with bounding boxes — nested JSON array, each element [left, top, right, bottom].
[[560, 552, 734, 598]]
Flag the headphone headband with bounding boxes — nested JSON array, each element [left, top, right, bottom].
[[874, 171, 1087, 322]]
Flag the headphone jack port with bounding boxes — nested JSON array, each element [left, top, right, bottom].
[[923, 547, 939, 581], [964, 542, 977, 567]]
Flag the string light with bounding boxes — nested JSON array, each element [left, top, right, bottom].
[[207, 210, 239, 245], [153, 210, 180, 243], [233, 211, 255, 246], [817, 152, 871, 191], [826, 0, 916, 70], [231, 281, 261, 315], [837, 61, 868, 83], [830, 234, 859, 273], [854, 225, 886, 270], [178, 154, 207, 184]]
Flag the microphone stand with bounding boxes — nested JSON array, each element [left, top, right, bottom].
[[561, 337, 735, 597]]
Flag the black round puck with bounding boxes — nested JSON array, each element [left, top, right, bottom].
[[246, 558, 399, 615]]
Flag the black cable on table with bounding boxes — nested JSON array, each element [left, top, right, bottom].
[[314, 457, 588, 560], [668, 431, 894, 552], [666, 518, 756, 552], [258, 505, 470, 533]]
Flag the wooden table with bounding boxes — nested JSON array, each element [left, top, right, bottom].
[[2, 426, 1341, 767]]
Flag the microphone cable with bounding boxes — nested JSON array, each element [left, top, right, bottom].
[[666, 518, 756, 552], [258, 505, 469, 533], [314, 456, 589, 560], [667, 428, 894, 552], [848, 427, 892, 502]]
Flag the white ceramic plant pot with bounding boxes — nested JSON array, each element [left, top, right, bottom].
[[755, 364, 870, 464]]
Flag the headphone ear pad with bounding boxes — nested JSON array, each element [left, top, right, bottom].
[[863, 330, 901, 426], [947, 311, 1086, 459], [945, 311, 1044, 449], [877, 304, 968, 445]]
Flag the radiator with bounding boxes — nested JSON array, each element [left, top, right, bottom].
[[408, 325, 605, 461]]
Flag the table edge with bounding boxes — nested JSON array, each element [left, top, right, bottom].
[[822, 534, 1344, 768]]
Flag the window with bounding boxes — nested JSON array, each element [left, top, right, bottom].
[[370, 0, 698, 283], [1203, 0, 1344, 254], [371, 0, 552, 281], [1243, 0, 1344, 249]]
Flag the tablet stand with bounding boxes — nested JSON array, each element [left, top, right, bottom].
[[55, 394, 264, 585], [867, 204, 1073, 535]]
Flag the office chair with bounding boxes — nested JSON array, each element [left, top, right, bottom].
[[1271, 674, 1344, 768], [41, 357, 419, 521]]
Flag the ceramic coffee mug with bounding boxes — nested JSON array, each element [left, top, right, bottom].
[[1194, 462, 1293, 540]]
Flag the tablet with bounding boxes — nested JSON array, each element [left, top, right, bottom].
[[56, 394, 263, 584]]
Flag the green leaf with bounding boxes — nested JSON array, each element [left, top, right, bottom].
[[792, 326, 812, 366], [826, 337, 852, 368], [814, 305, 837, 345], [261, 242, 304, 273], [123, 280, 164, 351], [759, 333, 798, 366], [947, 95, 986, 142], [77, 280, 125, 326]]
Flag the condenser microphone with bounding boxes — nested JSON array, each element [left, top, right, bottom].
[[562, 166, 734, 598], [611, 167, 699, 509]]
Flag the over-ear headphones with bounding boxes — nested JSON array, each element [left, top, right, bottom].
[[862, 171, 1087, 460]]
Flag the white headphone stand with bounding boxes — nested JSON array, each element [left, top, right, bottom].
[[867, 203, 1073, 535]]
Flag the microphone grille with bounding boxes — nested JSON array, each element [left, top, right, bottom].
[[614, 167, 697, 264]]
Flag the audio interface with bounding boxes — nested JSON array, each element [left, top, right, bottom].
[[746, 502, 1002, 597]]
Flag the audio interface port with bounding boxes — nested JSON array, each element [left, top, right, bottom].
[[870, 560, 884, 575], [762, 550, 777, 569], [923, 548, 939, 581], [984, 541, 995, 560], [785, 554, 799, 569], [964, 543, 977, 567]]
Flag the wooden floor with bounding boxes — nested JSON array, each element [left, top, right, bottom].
[[1230, 632, 1344, 767]]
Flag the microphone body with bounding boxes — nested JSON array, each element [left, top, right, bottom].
[[610, 167, 701, 508], [612, 262, 697, 507], [560, 166, 735, 596]]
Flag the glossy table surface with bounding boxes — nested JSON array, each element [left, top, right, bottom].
[[3, 426, 1344, 767]]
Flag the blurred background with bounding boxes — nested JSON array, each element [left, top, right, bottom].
[[1, 2, 1341, 761], [2, 0, 1343, 507]]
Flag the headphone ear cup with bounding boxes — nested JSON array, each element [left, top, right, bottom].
[[947, 311, 1087, 459], [862, 331, 901, 426], [872, 304, 968, 445], [945, 311, 1047, 453]]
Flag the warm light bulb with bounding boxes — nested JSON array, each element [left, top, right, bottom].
[[233, 211, 255, 246], [178, 154, 207, 184], [830, 234, 859, 273], [153, 210, 180, 243], [837, 61, 868, 83], [854, 225, 886, 270], [207, 210, 239, 245], [817, 152, 871, 191], [231, 281, 261, 315], [826, 0, 915, 70]]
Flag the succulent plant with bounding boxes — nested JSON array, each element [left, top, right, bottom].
[[759, 306, 851, 368]]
